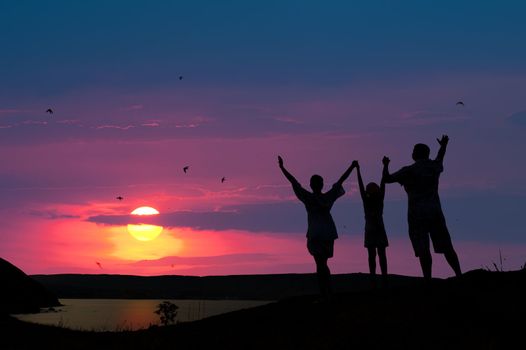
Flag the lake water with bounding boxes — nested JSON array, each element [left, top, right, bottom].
[[13, 299, 271, 331]]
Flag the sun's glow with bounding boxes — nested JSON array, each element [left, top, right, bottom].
[[127, 206, 163, 241], [110, 226, 183, 261]]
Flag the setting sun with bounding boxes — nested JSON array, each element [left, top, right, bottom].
[[131, 206, 160, 216], [127, 206, 163, 241]]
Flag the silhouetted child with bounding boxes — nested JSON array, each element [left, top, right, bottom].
[[355, 160, 389, 286], [278, 156, 356, 301]]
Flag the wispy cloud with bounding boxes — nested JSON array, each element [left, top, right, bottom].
[[174, 123, 200, 128], [120, 104, 144, 111], [56, 119, 81, 125], [141, 122, 160, 127], [95, 124, 135, 130], [130, 253, 275, 267], [273, 116, 305, 124], [28, 209, 80, 220], [23, 120, 48, 125]]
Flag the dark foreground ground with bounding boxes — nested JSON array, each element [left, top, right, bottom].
[[1, 269, 525, 350]]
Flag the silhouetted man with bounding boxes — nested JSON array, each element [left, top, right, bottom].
[[382, 135, 462, 280], [278, 156, 356, 300]]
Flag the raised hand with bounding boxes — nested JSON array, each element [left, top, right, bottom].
[[437, 135, 449, 147], [278, 155, 284, 168], [382, 156, 390, 166]]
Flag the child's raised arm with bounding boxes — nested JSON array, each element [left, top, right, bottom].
[[356, 161, 366, 201], [380, 157, 388, 199], [336, 160, 357, 187]]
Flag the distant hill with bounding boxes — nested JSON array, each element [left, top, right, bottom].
[[32, 272, 426, 300], [0, 258, 60, 314]]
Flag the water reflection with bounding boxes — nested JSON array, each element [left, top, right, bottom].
[[13, 299, 270, 331]]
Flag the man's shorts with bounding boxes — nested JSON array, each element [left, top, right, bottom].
[[408, 212, 453, 257], [307, 238, 334, 258]]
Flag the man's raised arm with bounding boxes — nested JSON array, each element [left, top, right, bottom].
[[435, 134, 449, 164], [382, 156, 396, 184]]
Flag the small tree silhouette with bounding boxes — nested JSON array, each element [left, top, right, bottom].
[[154, 301, 178, 326]]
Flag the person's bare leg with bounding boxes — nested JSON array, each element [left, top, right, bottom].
[[314, 256, 331, 299], [324, 260, 332, 297], [367, 247, 377, 276], [378, 247, 388, 276], [444, 247, 462, 277], [419, 251, 432, 280]]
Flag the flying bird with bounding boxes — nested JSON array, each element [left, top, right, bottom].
[[46, 108, 53, 114], [179, 76, 183, 80], [221, 177, 226, 183], [183, 166, 189, 173], [96, 262, 103, 269], [456, 101, 464, 106], [116, 196, 123, 201]]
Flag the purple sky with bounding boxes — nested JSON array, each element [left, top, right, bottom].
[[0, 1, 525, 276]]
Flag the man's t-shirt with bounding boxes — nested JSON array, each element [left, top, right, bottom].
[[389, 159, 444, 219], [291, 181, 345, 240]]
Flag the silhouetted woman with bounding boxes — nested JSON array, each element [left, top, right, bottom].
[[278, 156, 356, 300], [355, 160, 389, 286]]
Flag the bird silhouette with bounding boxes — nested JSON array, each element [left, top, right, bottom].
[[96, 262, 103, 269], [116, 196, 123, 201], [456, 101, 464, 106], [46, 108, 53, 114], [183, 166, 189, 173], [179, 76, 183, 80], [221, 177, 226, 183]]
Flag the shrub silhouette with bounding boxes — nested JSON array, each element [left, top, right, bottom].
[[154, 301, 178, 326]]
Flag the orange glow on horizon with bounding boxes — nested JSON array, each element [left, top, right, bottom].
[[110, 226, 184, 262]]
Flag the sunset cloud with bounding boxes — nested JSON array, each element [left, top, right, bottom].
[[28, 209, 80, 220], [130, 253, 276, 267]]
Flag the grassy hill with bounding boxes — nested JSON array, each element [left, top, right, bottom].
[[3, 269, 525, 349]]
